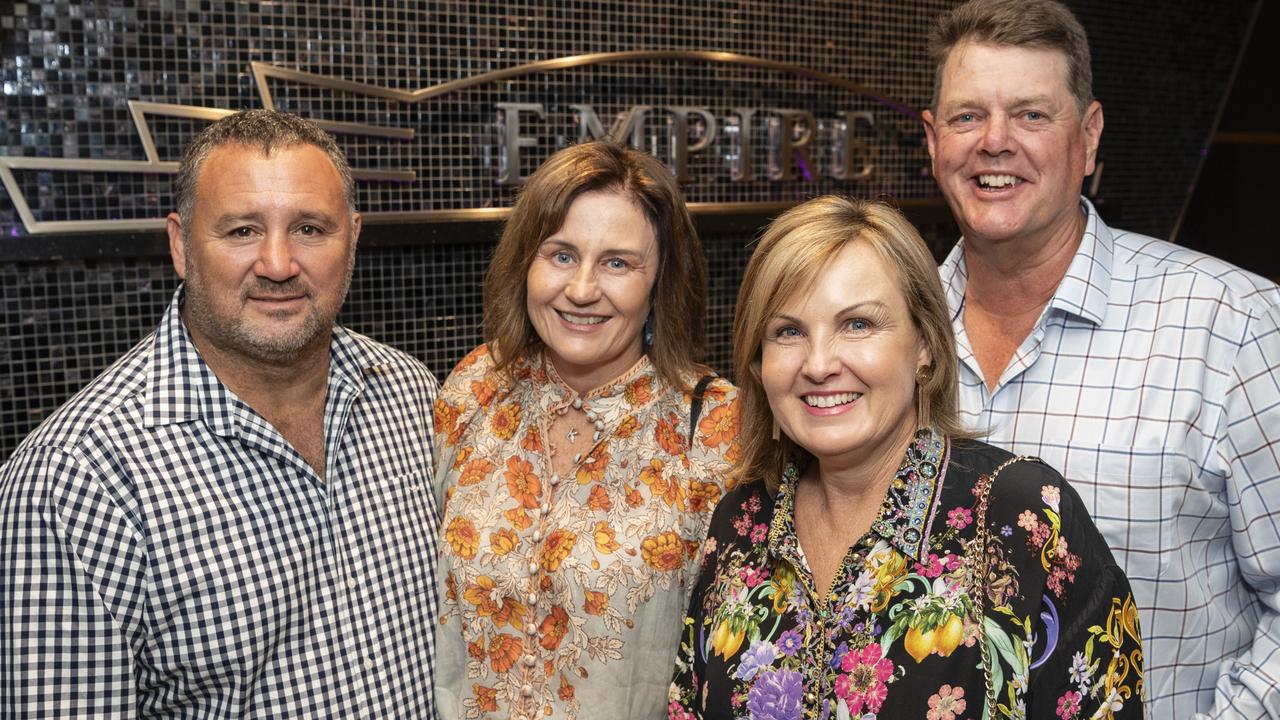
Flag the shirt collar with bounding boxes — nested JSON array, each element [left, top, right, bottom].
[[769, 427, 949, 564], [936, 197, 1113, 327], [144, 284, 371, 432]]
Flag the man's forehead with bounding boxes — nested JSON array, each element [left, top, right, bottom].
[[938, 41, 1072, 100]]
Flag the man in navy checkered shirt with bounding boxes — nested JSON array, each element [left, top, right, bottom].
[[923, 1, 1280, 717], [1, 111, 441, 717]]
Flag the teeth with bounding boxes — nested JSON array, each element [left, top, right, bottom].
[[560, 312, 606, 326], [978, 174, 1020, 188], [803, 392, 860, 408]]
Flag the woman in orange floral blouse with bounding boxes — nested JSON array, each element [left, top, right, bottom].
[[432, 141, 740, 720]]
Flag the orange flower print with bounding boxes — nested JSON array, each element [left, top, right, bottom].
[[492, 597, 528, 630], [586, 484, 613, 511], [505, 506, 533, 530], [474, 685, 499, 712], [445, 517, 480, 560], [434, 399, 464, 446], [639, 457, 667, 490], [642, 531, 685, 572], [687, 480, 723, 513], [463, 575, 500, 616], [575, 449, 610, 485], [505, 457, 541, 508], [539, 605, 570, 651], [540, 529, 578, 572], [614, 415, 640, 438], [450, 445, 473, 470], [445, 572, 458, 602], [489, 527, 518, 555], [467, 638, 486, 660], [458, 458, 495, 487], [489, 402, 522, 440], [724, 438, 741, 470], [488, 633, 522, 673], [457, 345, 487, 370], [470, 377, 498, 408], [698, 402, 739, 449], [655, 413, 686, 456], [583, 589, 610, 615], [625, 375, 653, 405], [558, 673, 576, 701], [593, 521, 621, 554], [625, 485, 645, 508], [520, 424, 543, 453]]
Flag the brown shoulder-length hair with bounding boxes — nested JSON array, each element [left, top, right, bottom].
[[484, 141, 708, 390], [731, 196, 966, 492]]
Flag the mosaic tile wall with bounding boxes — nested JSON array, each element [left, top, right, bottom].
[[0, 0, 1254, 456]]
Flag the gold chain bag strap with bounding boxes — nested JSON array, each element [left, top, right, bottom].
[[970, 455, 1041, 719]]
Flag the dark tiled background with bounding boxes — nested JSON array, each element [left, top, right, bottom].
[[0, 1, 1255, 456]]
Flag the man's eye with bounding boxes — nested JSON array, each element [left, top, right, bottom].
[[233, 226, 255, 238], [1025, 111, 1044, 121], [957, 113, 977, 123], [298, 224, 321, 236]]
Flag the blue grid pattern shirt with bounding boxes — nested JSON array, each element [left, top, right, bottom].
[[941, 199, 1280, 720], [1, 288, 441, 718]]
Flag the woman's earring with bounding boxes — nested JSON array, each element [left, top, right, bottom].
[[643, 312, 655, 346], [915, 365, 931, 429], [771, 419, 780, 441]]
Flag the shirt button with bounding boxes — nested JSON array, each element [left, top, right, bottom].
[[364, 658, 375, 671], [806, 692, 816, 703], [527, 561, 539, 574], [523, 654, 537, 668], [525, 622, 537, 636], [527, 592, 538, 604], [347, 578, 358, 591], [539, 503, 549, 514], [521, 683, 533, 697], [532, 530, 543, 542], [549, 475, 559, 486]]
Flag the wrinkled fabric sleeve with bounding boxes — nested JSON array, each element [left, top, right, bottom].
[[1004, 463, 1146, 719], [1, 446, 148, 718], [1202, 302, 1280, 720], [668, 496, 732, 719]]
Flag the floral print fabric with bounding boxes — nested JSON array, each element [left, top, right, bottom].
[[669, 429, 1143, 720], [433, 345, 739, 720]]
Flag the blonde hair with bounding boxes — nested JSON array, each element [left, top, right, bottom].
[[731, 196, 965, 492], [484, 141, 708, 390]]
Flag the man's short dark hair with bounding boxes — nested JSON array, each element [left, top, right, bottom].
[[173, 110, 356, 226]]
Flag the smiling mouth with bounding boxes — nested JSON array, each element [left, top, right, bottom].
[[976, 173, 1023, 190], [803, 392, 861, 408], [557, 310, 608, 326]]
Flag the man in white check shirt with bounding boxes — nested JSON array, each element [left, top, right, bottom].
[[923, 0, 1280, 717], [1, 111, 440, 717]]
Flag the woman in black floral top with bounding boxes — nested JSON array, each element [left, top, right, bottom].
[[668, 197, 1143, 720]]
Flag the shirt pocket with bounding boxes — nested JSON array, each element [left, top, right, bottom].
[[1056, 444, 1182, 582]]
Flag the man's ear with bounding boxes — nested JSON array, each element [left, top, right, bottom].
[[1082, 100, 1104, 176], [166, 212, 187, 280], [351, 211, 362, 246], [922, 109, 938, 165]]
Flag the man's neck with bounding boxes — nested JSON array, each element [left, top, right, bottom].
[[185, 321, 334, 478], [960, 208, 1086, 389]]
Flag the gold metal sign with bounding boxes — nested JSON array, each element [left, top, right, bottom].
[[2, 51, 916, 235]]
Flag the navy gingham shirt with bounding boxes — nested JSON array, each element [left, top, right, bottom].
[[1, 288, 440, 718], [942, 199, 1280, 720]]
